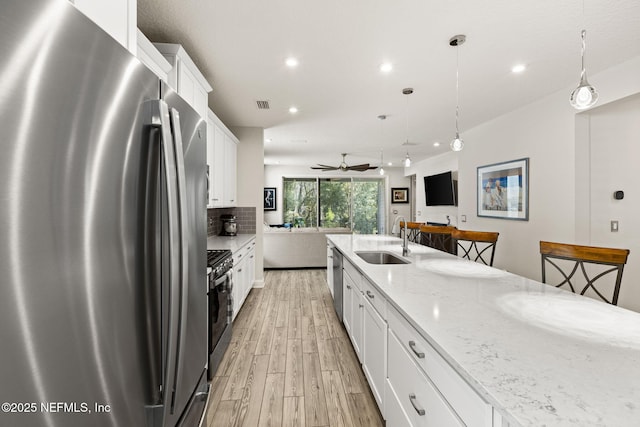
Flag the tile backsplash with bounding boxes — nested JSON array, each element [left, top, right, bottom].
[[207, 207, 256, 236]]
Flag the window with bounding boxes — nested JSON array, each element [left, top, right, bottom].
[[283, 177, 385, 234], [319, 178, 351, 228], [282, 178, 317, 227], [352, 178, 385, 234]]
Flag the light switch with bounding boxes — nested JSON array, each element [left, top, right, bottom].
[[461, 215, 467, 223], [611, 220, 619, 232]]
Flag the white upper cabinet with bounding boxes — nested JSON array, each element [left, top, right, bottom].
[[136, 30, 171, 82], [70, 0, 136, 53], [224, 134, 237, 206], [207, 110, 239, 208], [153, 43, 212, 120]]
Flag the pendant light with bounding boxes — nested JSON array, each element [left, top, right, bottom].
[[402, 88, 413, 167], [570, 29, 598, 110], [378, 115, 386, 175], [449, 35, 465, 152]]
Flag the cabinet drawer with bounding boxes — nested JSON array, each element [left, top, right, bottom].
[[233, 238, 256, 264], [388, 306, 491, 427], [343, 258, 361, 290], [388, 331, 463, 427], [361, 277, 386, 319], [385, 378, 413, 427]]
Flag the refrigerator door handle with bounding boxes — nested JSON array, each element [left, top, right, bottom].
[[149, 99, 182, 423], [168, 107, 190, 411]]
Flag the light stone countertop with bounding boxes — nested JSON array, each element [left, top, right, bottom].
[[327, 234, 640, 427], [207, 234, 255, 253]]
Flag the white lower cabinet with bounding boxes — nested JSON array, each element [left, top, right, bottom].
[[341, 259, 385, 414], [363, 296, 386, 413], [342, 271, 354, 335], [343, 264, 364, 362], [338, 255, 494, 427], [351, 288, 364, 363], [387, 331, 462, 426], [387, 305, 493, 427], [326, 243, 334, 296], [232, 237, 256, 319]]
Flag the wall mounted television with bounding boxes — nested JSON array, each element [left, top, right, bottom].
[[424, 171, 458, 206]]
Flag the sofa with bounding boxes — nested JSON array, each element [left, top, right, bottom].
[[263, 227, 351, 268]]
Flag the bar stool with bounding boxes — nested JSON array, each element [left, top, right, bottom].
[[451, 229, 499, 266], [418, 225, 456, 254], [400, 221, 424, 243], [540, 241, 630, 305]]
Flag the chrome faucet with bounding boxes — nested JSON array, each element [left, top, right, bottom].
[[392, 216, 410, 256]]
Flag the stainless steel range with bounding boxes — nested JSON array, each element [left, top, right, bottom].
[[207, 250, 234, 380]]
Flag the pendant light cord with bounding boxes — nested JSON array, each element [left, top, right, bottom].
[[580, 29, 586, 80], [455, 46, 460, 136], [405, 95, 409, 145]]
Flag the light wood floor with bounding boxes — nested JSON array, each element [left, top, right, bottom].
[[206, 269, 385, 427]]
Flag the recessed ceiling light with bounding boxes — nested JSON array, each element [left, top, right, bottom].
[[285, 57, 299, 68], [512, 64, 526, 73], [387, 162, 392, 166], [289, 106, 298, 114], [379, 62, 393, 73], [433, 142, 441, 147]]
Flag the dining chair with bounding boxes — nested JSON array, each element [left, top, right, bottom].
[[539, 241, 630, 305], [451, 229, 499, 266], [419, 225, 457, 254], [400, 221, 424, 243]]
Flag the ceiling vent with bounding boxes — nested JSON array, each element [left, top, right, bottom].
[[256, 100, 270, 110]]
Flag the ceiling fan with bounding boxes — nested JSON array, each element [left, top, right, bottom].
[[311, 153, 378, 172]]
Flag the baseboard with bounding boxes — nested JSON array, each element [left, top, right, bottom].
[[252, 279, 265, 288]]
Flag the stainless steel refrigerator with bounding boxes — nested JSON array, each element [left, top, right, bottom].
[[0, 1, 209, 426]]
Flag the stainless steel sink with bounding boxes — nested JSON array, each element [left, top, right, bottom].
[[356, 251, 410, 265]]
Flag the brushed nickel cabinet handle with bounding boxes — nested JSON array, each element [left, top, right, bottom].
[[409, 393, 426, 416], [366, 291, 374, 299], [346, 285, 352, 290], [358, 304, 364, 308], [409, 341, 425, 359]]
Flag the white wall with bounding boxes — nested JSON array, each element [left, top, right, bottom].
[[446, 55, 640, 311], [232, 126, 265, 286], [582, 93, 640, 310], [405, 151, 460, 226], [263, 165, 410, 233]]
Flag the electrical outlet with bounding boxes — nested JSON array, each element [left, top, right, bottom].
[[461, 215, 467, 222], [611, 220, 619, 232]]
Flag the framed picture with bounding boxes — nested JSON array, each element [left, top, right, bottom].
[[264, 187, 276, 211], [477, 158, 529, 220], [391, 187, 409, 204]]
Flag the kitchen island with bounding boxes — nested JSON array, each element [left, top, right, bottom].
[[327, 234, 640, 426]]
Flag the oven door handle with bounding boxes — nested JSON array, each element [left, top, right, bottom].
[[213, 270, 232, 290]]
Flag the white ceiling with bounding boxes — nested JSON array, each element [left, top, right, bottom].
[[137, 0, 640, 168]]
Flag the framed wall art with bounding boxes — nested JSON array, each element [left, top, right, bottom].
[[391, 187, 409, 204], [264, 187, 276, 211], [477, 158, 529, 220]]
